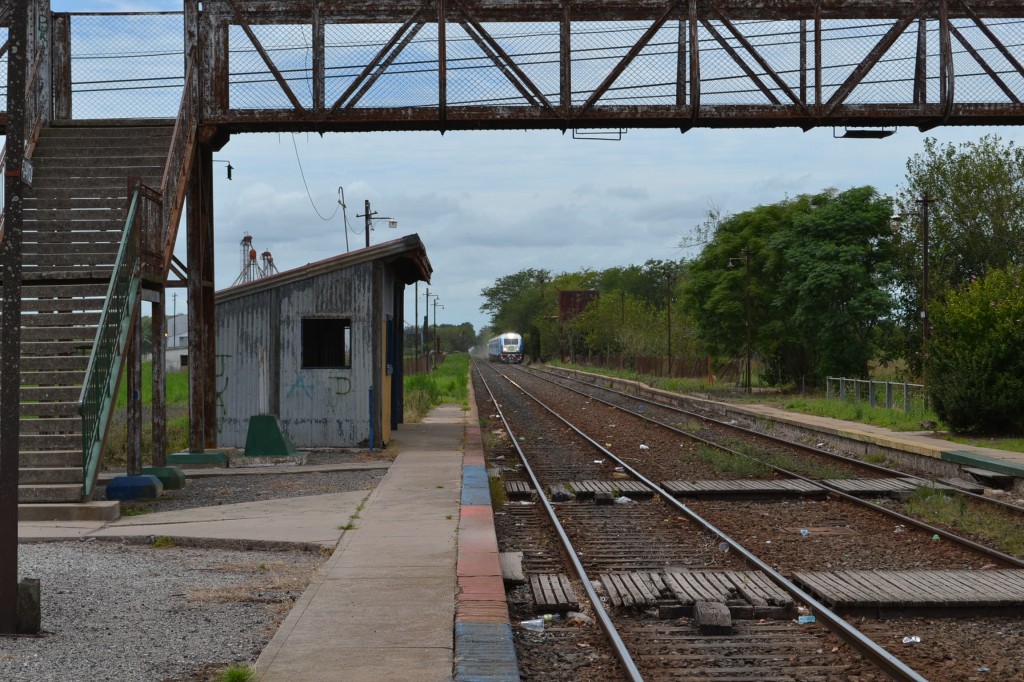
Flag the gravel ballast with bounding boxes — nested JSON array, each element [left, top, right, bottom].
[[2, 458, 391, 682]]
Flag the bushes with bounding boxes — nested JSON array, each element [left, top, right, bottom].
[[927, 266, 1024, 434]]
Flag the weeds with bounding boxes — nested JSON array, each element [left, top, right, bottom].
[[489, 474, 507, 508], [907, 486, 1024, 556], [152, 536, 176, 549], [697, 445, 772, 478], [214, 665, 256, 682]]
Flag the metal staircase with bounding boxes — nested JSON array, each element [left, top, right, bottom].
[[11, 123, 173, 503]]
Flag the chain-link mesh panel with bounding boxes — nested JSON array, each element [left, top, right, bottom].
[[323, 23, 439, 110], [446, 22, 559, 107], [71, 13, 184, 119], [0, 27, 7, 104], [950, 18, 1024, 104], [698, 22, 773, 106], [229, 23, 314, 110]]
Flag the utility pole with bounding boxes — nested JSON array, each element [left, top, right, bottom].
[[433, 299, 444, 354], [918, 193, 931, 349], [423, 289, 438, 360], [1, 0, 28, 634], [743, 247, 752, 394], [357, 200, 397, 249], [666, 269, 675, 377], [413, 282, 419, 372], [362, 200, 372, 248]]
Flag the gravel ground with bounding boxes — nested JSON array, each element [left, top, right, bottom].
[[2, 451, 393, 682]]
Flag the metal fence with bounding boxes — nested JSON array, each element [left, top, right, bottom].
[[825, 376, 927, 413]]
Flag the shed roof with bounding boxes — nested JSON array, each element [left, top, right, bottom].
[[215, 233, 432, 303]]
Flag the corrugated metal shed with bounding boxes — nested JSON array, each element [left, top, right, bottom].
[[215, 234, 431, 449]]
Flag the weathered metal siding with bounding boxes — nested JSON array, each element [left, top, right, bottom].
[[216, 261, 385, 448], [215, 288, 276, 447], [277, 262, 374, 447]]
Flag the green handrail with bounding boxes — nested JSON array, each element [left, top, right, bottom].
[[78, 188, 143, 499]]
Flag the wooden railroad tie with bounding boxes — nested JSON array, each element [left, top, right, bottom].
[[504, 480, 533, 501], [529, 574, 579, 612], [793, 569, 1024, 611]]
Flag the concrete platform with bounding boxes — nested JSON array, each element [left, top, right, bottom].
[[18, 396, 519, 681]]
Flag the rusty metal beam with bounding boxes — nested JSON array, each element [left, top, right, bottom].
[[198, 0, 1024, 22]]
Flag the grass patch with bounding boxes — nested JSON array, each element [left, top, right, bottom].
[[120, 504, 150, 517], [864, 452, 889, 465], [214, 666, 255, 682], [764, 452, 852, 479], [403, 353, 469, 423], [548, 360, 712, 393], [778, 396, 940, 432], [489, 474, 507, 508], [115, 362, 190, 408], [151, 535, 176, 549], [944, 434, 1024, 455], [906, 486, 1024, 556], [697, 445, 772, 478]]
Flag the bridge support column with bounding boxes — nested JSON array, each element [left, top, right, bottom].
[[172, 142, 227, 468]]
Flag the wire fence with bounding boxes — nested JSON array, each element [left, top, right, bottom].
[[0, 13, 1021, 117], [825, 376, 929, 413]]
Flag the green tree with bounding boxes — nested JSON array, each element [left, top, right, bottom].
[[684, 187, 894, 386], [892, 135, 1024, 374], [927, 266, 1024, 434]]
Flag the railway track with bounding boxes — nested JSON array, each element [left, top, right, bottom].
[[523, 363, 1024, 561], [473, 360, 1024, 681]]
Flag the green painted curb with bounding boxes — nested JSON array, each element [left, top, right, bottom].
[[243, 414, 300, 457], [142, 466, 187, 490], [167, 451, 230, 467], [940, 450, 1024, 478]]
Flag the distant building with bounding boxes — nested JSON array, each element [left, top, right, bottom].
[[559, 290, 599, 321], [215, 235, 432, 449], [166, 313, 189, 371]]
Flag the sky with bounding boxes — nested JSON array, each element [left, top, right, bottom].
[[38, 1, 1024, 336]]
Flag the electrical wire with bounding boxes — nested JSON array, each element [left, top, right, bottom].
[[290, 133, 341, 221]]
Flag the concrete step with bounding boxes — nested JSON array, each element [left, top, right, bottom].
[[19, 369, 85, 387], [20, 433, 81, 450], [19, 449, 82, 468], [18, 483, 83, 503], [19, 467, 83, 485], [19, 417, 82, 435], [21, 401, 81, 418], [21, 355, 91, 371], [18, 501, 119, 522]]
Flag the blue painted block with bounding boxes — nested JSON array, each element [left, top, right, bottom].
[[462, 465, 492, 506], [105, 475, 164, 501], [454, 622, 520, 682]]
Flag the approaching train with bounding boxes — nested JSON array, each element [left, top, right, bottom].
[[487, 332, 524, 364]]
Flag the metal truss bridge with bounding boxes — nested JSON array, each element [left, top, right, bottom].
[[2, 0, 1024, 139]]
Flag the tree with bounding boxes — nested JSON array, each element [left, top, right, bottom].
[[927, 266, 1024, 434], [684, 187, 894, 386], [892, 135, 1024, 374]]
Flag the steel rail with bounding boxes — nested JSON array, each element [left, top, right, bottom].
[[538, 365, 1024, 517], [473, 362, 644, 682], [483, 360, 929, 682], [517, 364, 1024, 568]]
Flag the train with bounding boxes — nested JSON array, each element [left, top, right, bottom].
[[487, 332, 524, 364]]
